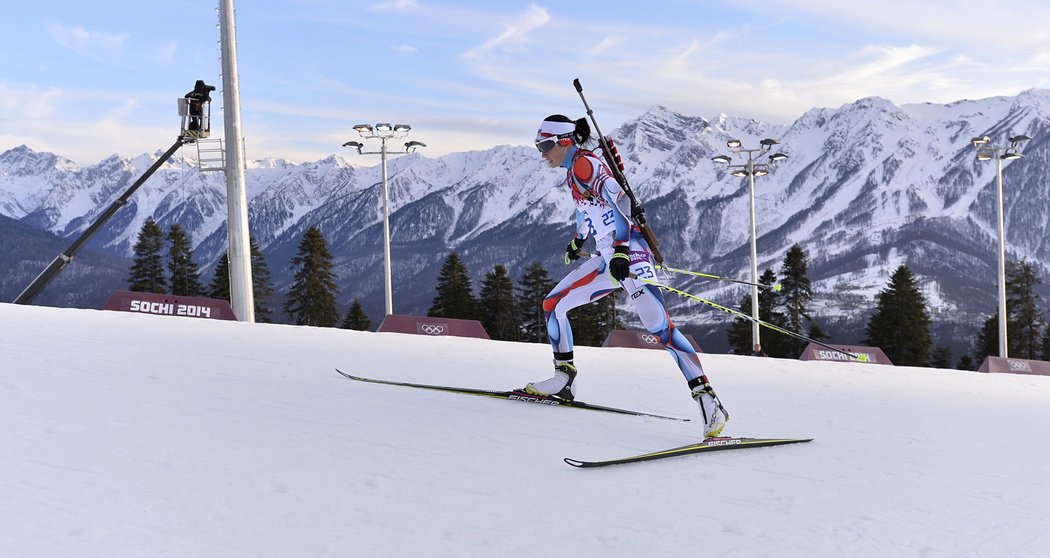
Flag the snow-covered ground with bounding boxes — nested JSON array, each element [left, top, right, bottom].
[[3, 303, 1050, 557]]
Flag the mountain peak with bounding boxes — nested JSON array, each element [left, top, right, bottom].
[[1, 144, 35, 157], [0, 144, 78, 175], [641, 104, 678, 118], [709, 113, 782, 141], [621, 105, 711, 149], [843, 96, 900, 113], [638, 104, 708, 128], [1014, 87, 1050, 115]]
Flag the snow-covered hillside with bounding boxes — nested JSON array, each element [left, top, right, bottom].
[[3, 303, 1050, 557]]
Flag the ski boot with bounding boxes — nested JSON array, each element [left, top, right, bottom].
[[525, 357, 578, 401], [690, 377, 729, 439]]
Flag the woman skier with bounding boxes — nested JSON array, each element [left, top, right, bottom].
[[525, 114, 729, 438]]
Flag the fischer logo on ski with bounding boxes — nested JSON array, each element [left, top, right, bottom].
[[703, 437, 743, 447], [508, 393, 562, 406]]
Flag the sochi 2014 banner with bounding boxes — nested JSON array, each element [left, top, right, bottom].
[[799, 343, 892, 365], [102, 290, 237, 320]]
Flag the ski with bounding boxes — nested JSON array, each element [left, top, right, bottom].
[[564, 437, 812, 468], [335, 369, 689, 422]]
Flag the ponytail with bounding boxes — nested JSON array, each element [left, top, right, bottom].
[[538, 114, 591, 146], [574, 117, 591, 145]]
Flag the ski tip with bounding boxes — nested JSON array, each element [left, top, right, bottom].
[[334, 369, 359, 380], [563, 458, 587, 468]]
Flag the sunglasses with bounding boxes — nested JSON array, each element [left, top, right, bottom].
[[535, 136, 565, 153]]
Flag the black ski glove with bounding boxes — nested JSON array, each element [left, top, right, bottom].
[[564, 237, 586, 264], [609, 246, 631, 281]]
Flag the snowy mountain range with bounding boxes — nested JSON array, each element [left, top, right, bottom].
[[3, 88, 1050, 351]]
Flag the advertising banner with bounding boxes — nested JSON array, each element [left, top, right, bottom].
[[377, 314, 490, 340], [799, 343, 892, 365], [102, 290, 237, 320]]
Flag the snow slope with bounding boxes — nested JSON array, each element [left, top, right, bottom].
[[3, 303, 1050, 557]]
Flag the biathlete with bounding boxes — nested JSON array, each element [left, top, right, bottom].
[[524, 114, 729, 438]]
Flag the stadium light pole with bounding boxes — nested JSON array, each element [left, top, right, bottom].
[[971, 133, 1030, 358], [343, 124, 426, 316], [712, 139, 789, 355]]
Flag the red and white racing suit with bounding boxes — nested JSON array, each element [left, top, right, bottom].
[[544, 145, 708, 384]]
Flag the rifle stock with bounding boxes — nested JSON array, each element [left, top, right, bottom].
[[573, 78, 664, 264]]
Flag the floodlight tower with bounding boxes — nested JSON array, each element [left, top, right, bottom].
[[712, 139, 789, 354], [343, 124, 426, 316], [970, 133, 1031, 358]]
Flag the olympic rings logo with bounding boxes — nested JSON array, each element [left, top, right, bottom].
[[640, 334, 660, 345], [1008, 360, 1033, 372], [418, 323, 447, 335]]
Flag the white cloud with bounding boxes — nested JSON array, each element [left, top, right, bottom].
[[0, 82, 63, 120], [0, 112, 171, 166], [369, 0, 420, 12], [159, 41, 178, 62], [585, 36, 622, 56], [462, 4, 551, 59], [749, 1, 1050, 53], [11, 2, 1049, 165], [47, 24, 129, 60], [102, 97, 141, 121], [0, 81, 175, 164]]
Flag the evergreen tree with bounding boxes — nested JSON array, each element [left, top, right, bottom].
[[975, 313, 999, 365], [283, 226, 340, 327], [208, 238, 277, 323], [1005, 259, 1044, 359], [1041, 327, 1050, 361], [516, 262, 557, 343], [726, 268, 786, 355], [428, 252, 479, 320], [863, 265, 932, 366], [726, 292, 755, 355], [167, 223, 203, 296], [806, 322, 830, 353], [757, 269, 790, 357], [570, 290, 622, 346], [248, 238, 276, 323], [127, 218, 167, 294], [209, 252, 230, 300], [479, 264, 521, 341], [779, 244, 816, 358], [341, 298, 372, 331], [956, 354, 976, 371], [779, 244, 813, 328], [974, 261, 1045, 362], [930, 345, 953, 368]]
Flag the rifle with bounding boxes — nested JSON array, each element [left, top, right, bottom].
[[572, 78, 664, 265]]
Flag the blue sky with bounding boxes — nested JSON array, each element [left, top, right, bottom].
[[2, 1, 1048, 165]]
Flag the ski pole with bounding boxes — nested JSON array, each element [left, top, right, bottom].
[[572, 253, 861, 361], [659, 264, 782, 292], [579, 251, 779, 293], [641, 279, 866, 362]]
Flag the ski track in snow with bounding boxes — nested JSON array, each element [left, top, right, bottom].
[[2, 303, 1050, 557]]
